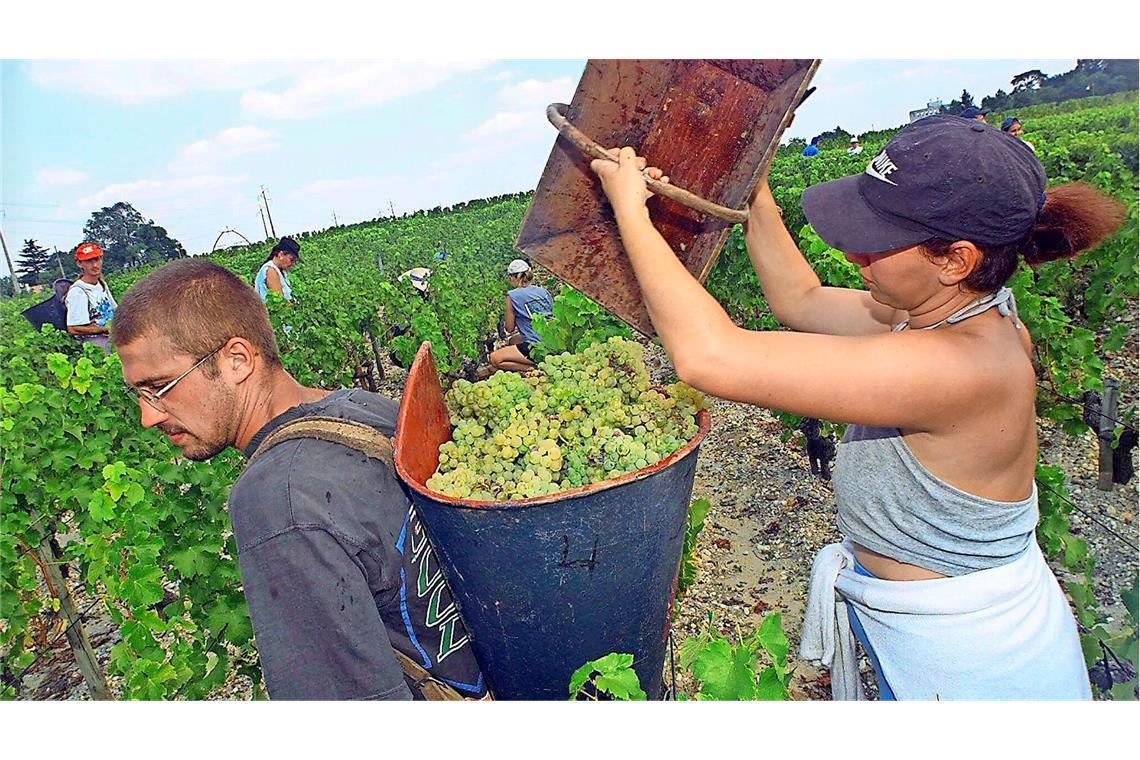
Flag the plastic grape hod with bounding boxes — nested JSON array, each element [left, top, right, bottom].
[[516, 58, 819, 336], [394, 342, 711, 699]]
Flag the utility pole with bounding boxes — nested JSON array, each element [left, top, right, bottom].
[[388, 199, 396, 218], [332, 211, 338, 226], [0, 224, 20, 296], [53, 247, 66, 277], [258, 206, 270, 240], [260, 185, 277, 238]]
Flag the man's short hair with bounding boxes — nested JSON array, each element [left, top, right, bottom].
[[111, 258, 282, 367]]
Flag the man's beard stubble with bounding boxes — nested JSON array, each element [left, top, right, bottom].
[[159, 381, 236, 462]]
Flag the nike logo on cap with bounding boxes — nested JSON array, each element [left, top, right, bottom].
[[865, 151, 900, 186]]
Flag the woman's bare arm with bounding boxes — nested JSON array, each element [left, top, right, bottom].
[[591, 148, 999, 431], [744, 181, 898, 336], [503, 295, 516, 333], [266, 266, 283, 295], [67, 323, 109, 336]]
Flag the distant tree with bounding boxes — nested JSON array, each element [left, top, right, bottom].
[[16, 239, 52, 287], [132, 222, 185, 264], [1011, 69, 1046, 93], [980, 88, 1011, 112], [81, 201, 187, 271], [959, 89, 975, 109], [815, 125, 853, 147]]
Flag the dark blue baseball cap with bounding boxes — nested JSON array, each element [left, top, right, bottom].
[[273, 236, 302, 262], [801, 115, 1046, 254], [959, 106, 991, 119]]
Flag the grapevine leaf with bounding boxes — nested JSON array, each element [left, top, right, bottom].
[[692, 640, 758, 700], [755, 665, 788, 700]]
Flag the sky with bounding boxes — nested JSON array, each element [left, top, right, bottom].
[[1, 57, 1084, 278]]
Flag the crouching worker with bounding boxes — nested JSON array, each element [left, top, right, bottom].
[[488, 259, 553, 373], [112, 259, 487, 700]]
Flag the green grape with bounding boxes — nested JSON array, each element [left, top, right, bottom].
[[427, 337, 707, 501]]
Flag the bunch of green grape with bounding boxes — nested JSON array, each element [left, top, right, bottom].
[[427, 337, 706, 501]]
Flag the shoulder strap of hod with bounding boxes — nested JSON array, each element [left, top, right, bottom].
[[248, 415, 394, 466], [245, 417, 489, 701], [391, 650, 471, 701]]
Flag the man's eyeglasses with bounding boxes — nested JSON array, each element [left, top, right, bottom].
[[128, 345, 224, 414]]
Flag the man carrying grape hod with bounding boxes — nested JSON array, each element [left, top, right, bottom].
[[112, 258, 488, 701]]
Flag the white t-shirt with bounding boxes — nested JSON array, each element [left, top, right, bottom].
[[66, 279, 117, 327]]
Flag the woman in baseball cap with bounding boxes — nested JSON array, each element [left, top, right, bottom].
[[254, 237, 301, 303], [589, 115, 1125, 700]]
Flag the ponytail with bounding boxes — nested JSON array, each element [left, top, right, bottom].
[[922, 182, 1128, 292], [1022, 183, 1127, 266]]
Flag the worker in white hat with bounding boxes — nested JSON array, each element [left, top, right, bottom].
[[485, 259, 553, 375], [847, 136, 864, 155], [398, 267, 432, 295]]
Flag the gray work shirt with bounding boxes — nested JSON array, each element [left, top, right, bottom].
[[229, 388, 486, 700]]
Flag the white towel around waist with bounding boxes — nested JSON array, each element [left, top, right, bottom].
[[800, 539, 1091, 700]]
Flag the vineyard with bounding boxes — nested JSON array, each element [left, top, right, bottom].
[[1, 91, 1137, 701]]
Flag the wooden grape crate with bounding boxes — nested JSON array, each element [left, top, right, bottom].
[[516, 59, 819, 336]]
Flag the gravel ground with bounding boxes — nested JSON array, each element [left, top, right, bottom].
[[14, 334, 1137, 701]]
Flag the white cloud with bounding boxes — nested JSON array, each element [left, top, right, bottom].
[[35, 167, 90, 187], [464, 76, 576, 143], [25, 61, 288, 104], [494, 76, 575, 111], [240, 60, 491, 119], [75, 174, 250, 216], [468, 111, 536, 139], [169, 126, 281, 173]]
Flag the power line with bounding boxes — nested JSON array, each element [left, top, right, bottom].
[[3, 215, 88, 225], [1037, 478, 1139, 552], [260, 186, 277, 238]]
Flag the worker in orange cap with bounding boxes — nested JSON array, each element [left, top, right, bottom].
[[66, 242, 117, 352]]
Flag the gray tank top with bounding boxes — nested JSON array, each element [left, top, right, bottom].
[[833, 426, 1038, 576], [832, 287, 1037, 576]]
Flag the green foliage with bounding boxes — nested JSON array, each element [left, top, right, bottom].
[[1, 92, 1135, 702], [568, 652, 647, 701], [530, 287, 633, 360], [0, 346, 250, 700], [568, 613, 792, 701], [678, 613, 792, 701], [1037, 464, 1137, 699]]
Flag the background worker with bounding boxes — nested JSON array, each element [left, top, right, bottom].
[[588, 116, 1123, 700], [387, 268, 433, 369], [254, 236, 302, 302], [847, 136, 864, 155], [66, 242, 116, 353], [111, 259, 487, 700], [959, 106, 991, 121], [1002, 116, 1037, 153], [397, 267, 432, 297], [488, 259, 553, 373]]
